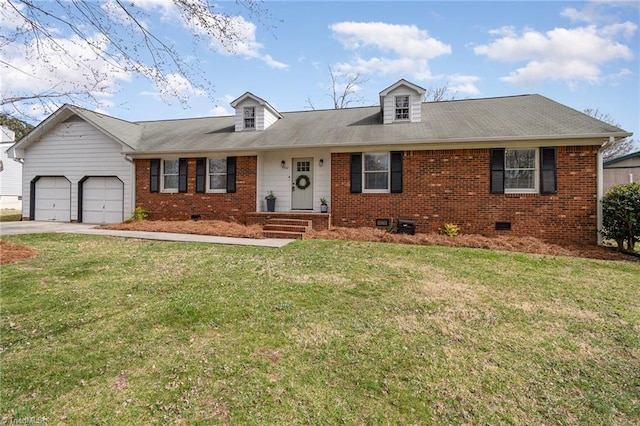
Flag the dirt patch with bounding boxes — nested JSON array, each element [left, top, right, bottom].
[[1, 240, 38, 264]]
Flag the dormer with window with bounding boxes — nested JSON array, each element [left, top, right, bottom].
[[230, 92, 282, 132], [379, 79, 426, 124]]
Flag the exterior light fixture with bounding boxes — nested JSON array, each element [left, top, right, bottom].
[[281, 160, 286, 169], [319, 158, 324, 167]]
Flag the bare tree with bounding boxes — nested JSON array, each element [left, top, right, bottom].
[[424, 83, 459, 102], [584, 108, 636, 160], [1, 0, 271, 120], [306, 66, 369, 110]]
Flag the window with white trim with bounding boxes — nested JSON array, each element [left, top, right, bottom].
[[505, 149, 537, 193], [394, 95, 409, 120], [208, 158, 227, 192], [243, 107, 255, 129], [162, 159, 179, 192], [363, 153, 390, 192]]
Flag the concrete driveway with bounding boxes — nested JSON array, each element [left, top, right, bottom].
[[0, 221, 293, 248]]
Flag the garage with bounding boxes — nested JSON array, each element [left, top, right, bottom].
[[34, 176, 71, 221], [81, 177, 124, 224]]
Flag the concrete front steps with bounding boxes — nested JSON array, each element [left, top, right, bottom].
[[263, 218, 312, 239]]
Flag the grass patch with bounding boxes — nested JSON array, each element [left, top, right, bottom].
[[0, 209, 22, 222], [1, 234, 639, 424]]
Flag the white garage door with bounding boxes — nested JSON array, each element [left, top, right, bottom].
[[35, 176, 71, 222], [83, 177, 124, 224]]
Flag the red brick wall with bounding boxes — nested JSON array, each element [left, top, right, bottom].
[[135, 157, 257, 223], [331, 146, 599, 244]]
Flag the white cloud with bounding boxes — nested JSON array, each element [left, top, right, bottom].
[[1, 32, 131, 104], [329, 21, 451, 80], [210, 105, 230, 116], [474, 18, 636, 86], [448, 75, 481, 95]]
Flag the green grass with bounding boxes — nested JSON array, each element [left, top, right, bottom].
[[0, 209, 22, 222], [1, 234, 639, 424]]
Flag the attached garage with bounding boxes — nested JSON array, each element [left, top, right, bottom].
[[33, 176, 71, 221], [80, 177, 124, 224]]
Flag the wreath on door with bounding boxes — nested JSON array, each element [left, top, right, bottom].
[[295, 174, 311, 190]]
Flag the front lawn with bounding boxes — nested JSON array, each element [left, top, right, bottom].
[[1, 234, 639, 424]]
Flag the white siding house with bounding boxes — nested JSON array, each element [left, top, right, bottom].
[[9, 108, 136, 223], [1, 126, 22, 210]]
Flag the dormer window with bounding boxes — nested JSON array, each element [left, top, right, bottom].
[[243, 107, 255, 129], [395, 95, 410, 120]]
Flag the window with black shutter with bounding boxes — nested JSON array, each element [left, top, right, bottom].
[[150, 159, 160, 193], [350, 153, 362, 193], [540, 147, 557, 194]]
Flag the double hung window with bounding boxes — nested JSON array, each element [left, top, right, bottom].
[[363, 153, 390, 192], [208, 158, 227, 191], [504, 149, 537, 193], [162, 159, 179, 192], [395, 95, 409, 120], [243, 107, 255, 129]]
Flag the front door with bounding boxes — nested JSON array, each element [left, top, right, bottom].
[[291, 157, 313, 210]]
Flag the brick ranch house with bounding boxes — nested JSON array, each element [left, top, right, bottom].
[[9, 79, 632, 244]]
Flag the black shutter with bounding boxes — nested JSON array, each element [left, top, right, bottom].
[[490, 148, 505, 194], [178, 158, 188, 193], [226, 156, 237, 193], [150, 159, 160, 193], [350, 153, 362, 193], [540, 147, 557, 194], [196, 158, 206, 193], [390, 151, 403, 193]]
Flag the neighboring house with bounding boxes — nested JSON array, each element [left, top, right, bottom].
[[9, 79, 632, 244], [603, 150, 640, 192], [1, 126, 22, 210]]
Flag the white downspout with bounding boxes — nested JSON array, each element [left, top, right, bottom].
[[596, 137, 613, 246]]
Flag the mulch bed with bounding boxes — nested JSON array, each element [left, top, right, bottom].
[[2, 220, 636, 264]]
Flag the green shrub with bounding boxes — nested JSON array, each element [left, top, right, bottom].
[[601, 182, 640, 252], [439, 223, 460, 237], [131, 206, 149, 221]]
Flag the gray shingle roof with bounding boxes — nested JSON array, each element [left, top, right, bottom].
[[127, 94, 630, 155]]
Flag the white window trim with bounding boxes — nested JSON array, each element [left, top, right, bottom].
[[243, 106, 255, 129], [161, 159, 179, 193], [394, 95, 410, 122], [504, 148, 539, 194], [207, 157, 227, 193], [363, 152, 390, 193]]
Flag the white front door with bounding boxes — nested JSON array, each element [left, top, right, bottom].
[[291, 157, 313, 210]]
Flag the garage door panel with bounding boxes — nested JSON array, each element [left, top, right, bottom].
[[82, 177, 123, 224], [35, 177, 71, 222]]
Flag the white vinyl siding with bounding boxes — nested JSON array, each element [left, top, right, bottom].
[[21, 118, 134, 221], [382, 87, 422, 124], [234, 100, 280, 131]]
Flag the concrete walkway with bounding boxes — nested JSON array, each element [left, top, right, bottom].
[[0, 221, 294, 248]]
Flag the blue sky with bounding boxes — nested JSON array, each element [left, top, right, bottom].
[[2, 1, 639, 143]]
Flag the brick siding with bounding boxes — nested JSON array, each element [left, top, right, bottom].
[[331, 146, 599, 244], [135, 157, 257, 223]]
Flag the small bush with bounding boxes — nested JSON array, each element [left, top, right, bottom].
[[439, 223, 460, 236], [601, 182, 640, 252], [131, 206, 149, 221]]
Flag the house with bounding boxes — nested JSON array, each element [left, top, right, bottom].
[[9, 79, 632, 244], [1, 126, 22, 210], [603, 150, 640, 192]]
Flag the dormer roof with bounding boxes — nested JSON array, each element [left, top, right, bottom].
[[230, 92, 282, 119], [379, 79, 426, 98]]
